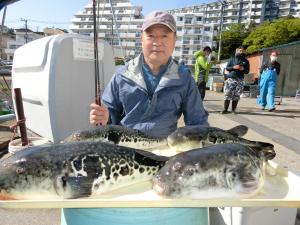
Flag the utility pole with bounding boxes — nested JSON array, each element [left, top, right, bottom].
[[217, 0, 228, 61], [111, 17, 113, 46], [21, 18, 28, 44], [0, 6, 7, 59]]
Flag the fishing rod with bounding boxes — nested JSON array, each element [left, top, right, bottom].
[[92, 0, 101, 106]]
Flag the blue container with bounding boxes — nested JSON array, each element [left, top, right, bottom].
[[61, 208, 209, 225]]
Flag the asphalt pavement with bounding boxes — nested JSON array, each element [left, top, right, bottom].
[[1, 90, 299, 225]]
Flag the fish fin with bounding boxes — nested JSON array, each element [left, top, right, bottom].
[[107, 131, 121, 144], [134, 149, 169, 162], [54, 175, 93, 199], [248, 142, 276, 160], [227, 125, 248, 137]]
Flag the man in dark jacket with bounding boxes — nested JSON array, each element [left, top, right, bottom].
[[221, 46, 250, 114]]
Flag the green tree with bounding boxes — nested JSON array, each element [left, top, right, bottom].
[[243, 17, 300, 53], [218, 23, 254, 59], [7, 28, 15, 35]]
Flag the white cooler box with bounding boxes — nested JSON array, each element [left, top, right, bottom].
[[210, 207, 297, 225], [12, 34, 116, 143]]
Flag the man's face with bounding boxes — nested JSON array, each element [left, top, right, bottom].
[[236, 48, 245, 54], [270, 52, 278, 61], [141, 24, 176, 66], [204, 50, 211, 57]]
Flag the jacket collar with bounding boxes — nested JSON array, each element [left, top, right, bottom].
[[124, 54, 181, 90]]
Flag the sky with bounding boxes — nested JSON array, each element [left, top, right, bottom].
[[2, 0, 213, 32]]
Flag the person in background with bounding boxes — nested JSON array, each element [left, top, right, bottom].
[[62, 11, 209, 225], [257, 50, 280, 112], [194, 46, 214, 100], [221, 46, 250, 114]]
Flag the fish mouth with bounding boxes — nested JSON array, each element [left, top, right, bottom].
[[153, 182, 166, 195], [237, 180, 261, 195], [0, 191, 18, 200], [152, 176, 168, 195]]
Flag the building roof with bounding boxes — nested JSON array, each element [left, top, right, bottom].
[[259, 40, 300, 52], [15, 28, 34, 33]]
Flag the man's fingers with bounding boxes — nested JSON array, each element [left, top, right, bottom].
[[89, 104, 109, 125]]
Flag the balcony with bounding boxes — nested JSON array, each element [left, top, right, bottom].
[[224, 12, 239, 17], [252, 4, 263, 8], [184, 30, 195, 35], [279, 4, 291, 9], [251, 11, 262, 16], [278, 11, 290, 16], [183, 40, 192, 45], [182, 50, 190, 55], [119, 33, 136, 38]]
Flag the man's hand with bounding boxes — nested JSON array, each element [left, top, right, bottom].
[[233, 65, 244, 70], [90, 103, 109, 125]]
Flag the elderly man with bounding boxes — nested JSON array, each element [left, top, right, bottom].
[[62, 11, 209, 225], [90, 11, 208, 137]]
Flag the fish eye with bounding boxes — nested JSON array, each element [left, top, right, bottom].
[[16, 167, 25, 174], [172, 162, 182, 171], [54, 175, 68, 196], [185, 167, 194, 176]]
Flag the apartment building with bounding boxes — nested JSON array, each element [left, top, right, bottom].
[[70, 0, 300, 65], [5, 29, 44, 60], [70, 0, 144, 58]]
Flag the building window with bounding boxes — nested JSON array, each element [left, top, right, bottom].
[[203, 36, 210, 42], [174, 56, 180, 61], [185, 27, 192, 34], [194, 35, 202, 40], [194, 28, 201, 33], [204, 27, 211, 31], [9, 44, 21, 49], [177, 17, 183, 21], [185, 18, 192, 24], [196, 16, 202, 21]]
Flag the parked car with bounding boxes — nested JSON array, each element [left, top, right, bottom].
[[208, 66, 221, 77], [0, 59, 13, 66], [206, 66, 224, 89], [0, 65, 12, 75]]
